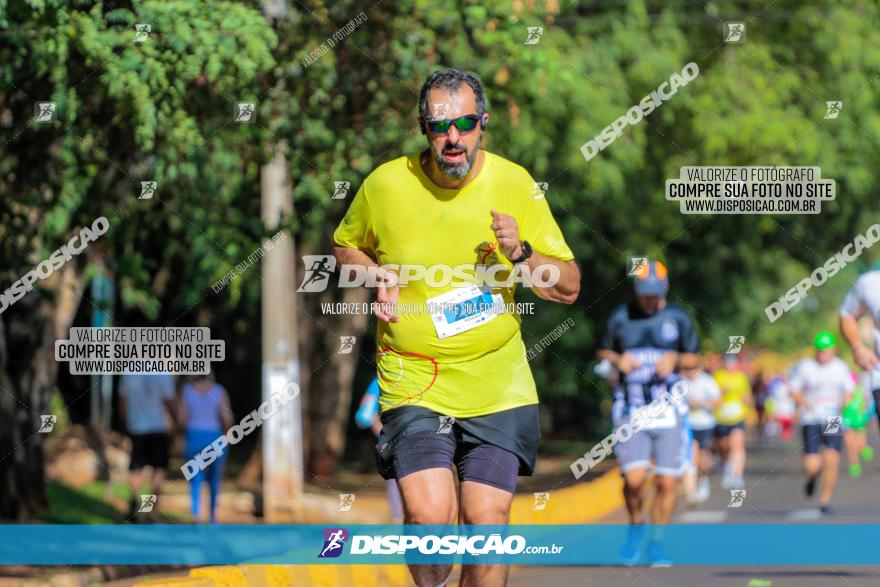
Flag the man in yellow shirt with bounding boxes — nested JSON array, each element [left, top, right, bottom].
[[712, 355, 752, 489], [333, 68, 580, 587]]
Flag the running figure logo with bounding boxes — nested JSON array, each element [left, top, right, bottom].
[[726, 336, 745, 354], [137, 494, 157, 513], [139, 181, 157, 200], [724, 22, 745, 43], [38, 415, 57, 433], [337, 494, 356, 512], [437, 416, 455, 434], [331, 181, 350, 200], [824, 415, 841, 434], [318, 528, 349, 558], [133, 24, 151, 43], [824, 101, 843, 119], [524, 27, 544, 45], [531, 182, 549, 200], [234, 103, 256, 123], [728, 489, 746, 508], [531, 492, 550, 511], [297, 255, 337, 292], [338, 336, 356, 355], [34, 102, 57, 122], [628, 257, 648, 276]]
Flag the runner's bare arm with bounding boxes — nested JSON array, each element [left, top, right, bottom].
[[489, 210, 580, 304], [332, 244, 400, 323], [332, 243, 377, 268], [522, 253, 581, 304], [678, 352, 700, 370], [840, 313, 879, 371], [597, 349, 641, 374]]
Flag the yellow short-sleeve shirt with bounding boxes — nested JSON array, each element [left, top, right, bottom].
[[333, 151, 574, 417]]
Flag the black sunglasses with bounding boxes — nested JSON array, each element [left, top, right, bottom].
[[424, 114, 483, 134]]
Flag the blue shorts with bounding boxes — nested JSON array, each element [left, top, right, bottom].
[[802, 423, 843, 454], [613, 425, 685, 477]]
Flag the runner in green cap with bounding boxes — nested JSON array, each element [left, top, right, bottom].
[[814, 330, 837, 350], [788, 330, 855, 514]]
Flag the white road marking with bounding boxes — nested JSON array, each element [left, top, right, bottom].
[[785, 508, 822, 520], [678, 510, 727, 523]]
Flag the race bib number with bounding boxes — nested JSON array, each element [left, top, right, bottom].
[[818, 402, 840, 418], [427, 286, 504, 340], [635, 403, 678, 430]]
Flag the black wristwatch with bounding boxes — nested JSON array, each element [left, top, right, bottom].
[[509, 240, 533, 263]]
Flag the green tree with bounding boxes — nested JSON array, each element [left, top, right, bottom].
[[0, 0, 275, 519]]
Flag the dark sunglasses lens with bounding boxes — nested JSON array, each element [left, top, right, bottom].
[[427, 120, 451, 133], [453, 117, 479, 131]]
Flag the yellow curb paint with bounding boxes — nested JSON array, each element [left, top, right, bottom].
[[133, 577, 214, 587], [146, 469, 623, 586], [190, 566, 248, 586], [240, 564, 297, 586], [177, 564, 414, 587], [510, 468, 624, 524]]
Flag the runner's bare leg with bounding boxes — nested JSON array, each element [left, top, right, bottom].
[[623, 468, 647, 524], [397, 468, 457, 587], [459, 480, 515, 587], [651, 474, 678, 525], [820, 448, 840, 506]]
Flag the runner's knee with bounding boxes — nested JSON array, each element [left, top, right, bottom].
[[404, 498, 456, 525], [623, 470, 647, 491], [654, 475, 678, 492], [460, 500, 510, 524]]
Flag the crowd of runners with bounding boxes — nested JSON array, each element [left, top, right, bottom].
[[594, 259, 880, 566]]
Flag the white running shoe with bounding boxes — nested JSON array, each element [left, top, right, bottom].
[[696, 477, 711, 502]]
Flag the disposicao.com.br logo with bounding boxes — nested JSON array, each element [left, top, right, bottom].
[[317, 529, 564, 557], [297, 255, 560, 292]]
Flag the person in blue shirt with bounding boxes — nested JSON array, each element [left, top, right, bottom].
[[356, 377, 402, 523], [597, 260, 700, 565]]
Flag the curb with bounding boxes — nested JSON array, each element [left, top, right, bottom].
[[510, 467, 624, 524], [134, 565, 411, 587], [134, 469, 624, 586]]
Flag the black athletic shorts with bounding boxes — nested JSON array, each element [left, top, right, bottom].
[[802, 423, 842, 454], [129, 432, 171, 470], [692, 427, 715, 450], [375, 404, 540, 494], [714, 421, 745, 437]]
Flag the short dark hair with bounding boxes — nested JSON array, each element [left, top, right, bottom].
[[418, 68, 489, 128]]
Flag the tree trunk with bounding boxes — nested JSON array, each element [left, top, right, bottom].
[[297, 251, 370, 476], [0, 263, 84, 520]]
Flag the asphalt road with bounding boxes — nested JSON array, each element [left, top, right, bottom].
[[510, 431, 880, 586]]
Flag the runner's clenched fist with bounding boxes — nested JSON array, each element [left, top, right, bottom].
[[490, 210, 522, 261]]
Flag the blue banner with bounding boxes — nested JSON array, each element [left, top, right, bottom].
[[2, 524, 879, 565]]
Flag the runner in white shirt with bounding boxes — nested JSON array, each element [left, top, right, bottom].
[[680, 364, 721, 505], [839, 268, 880, 430], [788, 331, 854, 515]]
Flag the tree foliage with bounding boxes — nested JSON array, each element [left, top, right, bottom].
[[2, 0, 880, 518]]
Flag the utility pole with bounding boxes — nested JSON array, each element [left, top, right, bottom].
[[260, 146, 303, 520]]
